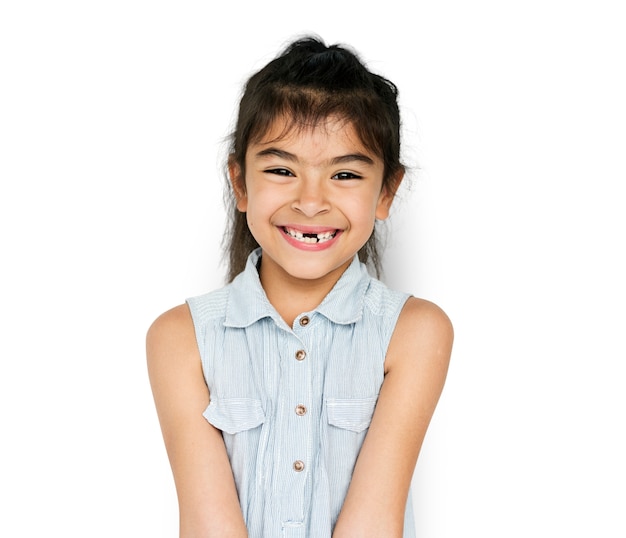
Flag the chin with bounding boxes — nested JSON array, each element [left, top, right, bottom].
[[284, 260, 351, 282]]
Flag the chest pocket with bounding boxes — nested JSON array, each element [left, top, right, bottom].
[[203, 397, 265, 434], [326, 397, 377, 433]]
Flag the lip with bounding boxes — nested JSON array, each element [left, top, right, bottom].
[[278, 224, 342, 251]]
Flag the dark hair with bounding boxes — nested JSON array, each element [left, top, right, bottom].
[[223, 35, 404, 281]]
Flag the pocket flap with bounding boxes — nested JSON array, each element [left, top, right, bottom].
[[203, 398, 265, 434], [326, 397, 377, 433]]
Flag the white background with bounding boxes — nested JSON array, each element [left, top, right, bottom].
[[1, 1, 625, 536]]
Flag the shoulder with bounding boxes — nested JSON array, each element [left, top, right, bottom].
[[146, 304, 198, 368], [385, 296, 454, 375], [362, 276, 407, 316], [397, 296, 453, 338], [186, 287, 231, 323], [147, 303, 195, 341]]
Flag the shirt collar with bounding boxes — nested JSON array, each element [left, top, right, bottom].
[[224, 248, 370, 328]]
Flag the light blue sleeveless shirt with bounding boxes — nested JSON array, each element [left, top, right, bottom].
[[187, 249, 415, 537]]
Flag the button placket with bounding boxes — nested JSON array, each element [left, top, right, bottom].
[[283, 324, 311, 499]]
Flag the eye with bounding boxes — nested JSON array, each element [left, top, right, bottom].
[[332, 171, 362, 180], [265, 168, 294, 177]]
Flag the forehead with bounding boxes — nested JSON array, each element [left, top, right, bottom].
[[250, 116, 372, 155]]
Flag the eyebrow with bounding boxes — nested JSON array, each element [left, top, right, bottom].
[[255, 147, 375, 166]]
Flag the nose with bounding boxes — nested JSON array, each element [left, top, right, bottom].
[[291, 177, 330, 217]]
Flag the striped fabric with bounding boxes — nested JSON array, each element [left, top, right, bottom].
[[187, 249, 415, 537]]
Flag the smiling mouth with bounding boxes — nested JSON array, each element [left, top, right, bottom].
[[282, 226, 338, 244]]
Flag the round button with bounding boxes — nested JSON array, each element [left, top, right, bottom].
[[299, 316, 310, 326], [293, 460, 305, 472], [295, 349, 306, 361], [295, 404, 307, 416]]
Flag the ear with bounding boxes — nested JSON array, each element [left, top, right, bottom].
[[228, 156, 248, 212], [375, 170, 404, 220]]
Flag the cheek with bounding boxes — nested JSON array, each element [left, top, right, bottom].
[[244, 185, 281, 227], [344, 194, 379, 228], [248, 180, 293, 210]]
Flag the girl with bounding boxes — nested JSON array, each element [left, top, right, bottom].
[[147, 36, 453, 538]]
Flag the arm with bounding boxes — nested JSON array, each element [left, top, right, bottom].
[[332, 297, 453, 538], [146, 304, 248, 538]]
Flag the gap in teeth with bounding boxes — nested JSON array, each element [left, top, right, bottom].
[[284, 227, 337, 243]]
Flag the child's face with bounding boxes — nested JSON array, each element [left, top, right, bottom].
[[231, 117, 395, 284]]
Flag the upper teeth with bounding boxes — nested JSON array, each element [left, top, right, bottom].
[[285, 227, 336, 243]]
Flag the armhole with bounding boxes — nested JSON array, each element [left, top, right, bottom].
[[381, 291, 412, 366], [185, 288, 230, 389], [185, 296, 206, 360]]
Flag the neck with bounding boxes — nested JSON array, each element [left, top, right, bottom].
[[259, 255, 352, 327]]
